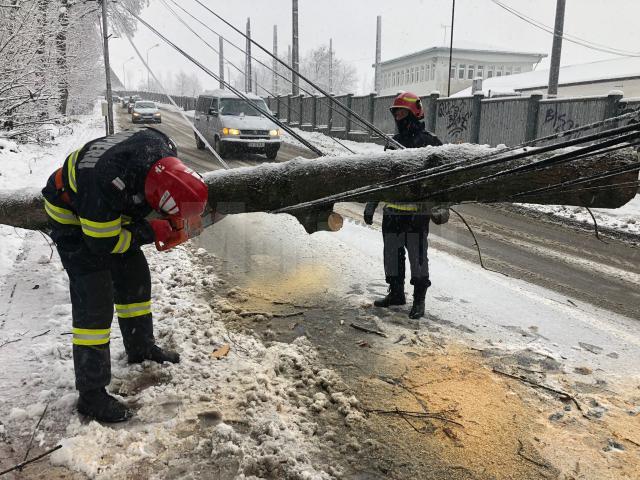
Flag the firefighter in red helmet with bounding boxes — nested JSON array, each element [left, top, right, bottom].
[[42, 128, 208, 422], [363, 92, 448, 319]]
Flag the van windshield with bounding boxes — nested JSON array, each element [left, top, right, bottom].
[[219, 98, 268, 116], [135, 102, 156, 109]]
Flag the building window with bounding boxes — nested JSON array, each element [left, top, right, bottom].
[[405, 68, 409, 84], [420, 65, 425, 82], [506, 66, 512, 76], [488, 65, 495, 78], [458, 64, 466, 80], [431, 64, 435, 80], [426, 64, 431, 81], [467, 65, 475, 80], [450, 64, 456, 79], [477, 65, 484, 78], [514, 66, 522, 74], [496, 65, 504, 77]]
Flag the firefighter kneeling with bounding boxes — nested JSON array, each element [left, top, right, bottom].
[[42, 128, 208, 422]]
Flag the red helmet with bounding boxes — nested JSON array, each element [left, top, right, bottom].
[[390, 92, 424, 119], [145, 157, 208, 218]]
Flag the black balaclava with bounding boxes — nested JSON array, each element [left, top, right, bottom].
[[395, 111, 422, 136]]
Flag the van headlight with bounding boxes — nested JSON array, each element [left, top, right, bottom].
[[269, 129, 281, 137], [132, 113, 140, 117], [222, 128, 240, 136]]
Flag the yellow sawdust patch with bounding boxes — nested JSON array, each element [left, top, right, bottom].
[[358, 343, 640, 479]]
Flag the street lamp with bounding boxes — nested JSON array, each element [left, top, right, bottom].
[[146, 43, 160, 91], [122, 56, 134, 91]]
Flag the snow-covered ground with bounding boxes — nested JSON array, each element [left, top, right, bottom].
[[1, 107, 639, 478]]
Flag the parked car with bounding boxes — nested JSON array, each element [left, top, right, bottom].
[[131, 101, 161, 124], [193, 90, 281, 160]]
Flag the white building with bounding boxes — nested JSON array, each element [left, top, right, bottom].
[[378, 43, 546, 97], [453, 56, 640, 98]]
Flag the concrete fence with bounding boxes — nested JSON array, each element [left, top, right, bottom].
[[118, 89, 637, 147]]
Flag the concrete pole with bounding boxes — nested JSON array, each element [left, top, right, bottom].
[[245, 18, 252, 93], [273, 25, 278, 94], [219, 36, 225, 89], [374, 16, 382, 93], [447, 0, 455, 97], [547, 0, 566, 96], [292, 0, 299, 95], [329, 38, 333, 93], [287, 45, 292, 93], [101, 0, 114, 135]]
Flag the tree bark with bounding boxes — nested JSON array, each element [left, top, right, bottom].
[[0, 145, 638, 232]]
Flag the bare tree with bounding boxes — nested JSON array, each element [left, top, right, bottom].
[[300, 44, 357, 95]]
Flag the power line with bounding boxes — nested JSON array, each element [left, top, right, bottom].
[[188, 0, 405, 150], [165, 0, 372, 148], [160, 0, 355, 155], [121, 5, 325, 156], [491, 0, 640, 58]]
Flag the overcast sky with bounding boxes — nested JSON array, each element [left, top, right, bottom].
[[110, 0, 640, 94]]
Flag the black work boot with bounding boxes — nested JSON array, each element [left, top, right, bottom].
[[128, 344, 180, 364], [374, 279, 406, 307], [77, 388, 132, 423], [408, 283, 429, 319]]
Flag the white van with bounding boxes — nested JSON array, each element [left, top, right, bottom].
[[194, 90, 282, 160]]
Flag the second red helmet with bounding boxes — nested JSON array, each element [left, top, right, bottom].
[[390, 92, 424, 119], [145, 157, 208, 218]]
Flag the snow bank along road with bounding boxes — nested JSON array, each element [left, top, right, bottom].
[[122, 105, 640, 321]]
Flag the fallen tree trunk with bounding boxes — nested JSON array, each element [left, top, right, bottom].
[[204, 144, 638, 213], [1, 144, 638, 232]]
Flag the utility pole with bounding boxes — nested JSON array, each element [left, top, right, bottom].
[[447, 0, 456, 97], [273, 25, 278, 94], [254, 71, 258, 95], [287, 45, 292, 93], [219, 36, 225, 89], [100, 0, 114, 135], [292, 0, 299, 95], [146, 43, 159, 91], [374, 16, 382, 93], [245, 18, 252, 93], [329, 38, 333, 94], [548, 0, 566, 96]]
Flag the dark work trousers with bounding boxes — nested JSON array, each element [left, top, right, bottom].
[[54, 233, 154, 392], [381, 207, 432, 288]]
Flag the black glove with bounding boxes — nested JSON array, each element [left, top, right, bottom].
[[430, 206, 450, 225], [127, 220, 156, 245], [363, 202, 378, 225]]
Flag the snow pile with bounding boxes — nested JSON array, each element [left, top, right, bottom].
[[281, 127, 385, 156], [518, 196, 640, 237], [34, 245, 349, 478]]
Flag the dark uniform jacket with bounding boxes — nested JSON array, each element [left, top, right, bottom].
[[42, 128, 177, 255], [365, 120, 443, 217]]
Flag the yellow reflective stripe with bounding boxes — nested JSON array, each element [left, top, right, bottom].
[[386, 203, 419, 211], [67, 150, 80, 193], [72, 327, 111, 335], [79, 216, 122, 238], [111, 229, 132, 254], [44, 199, 80, 225], [72, 327, 111, 346], [402, 96, 419, 103], [115, 300, 151, 318]]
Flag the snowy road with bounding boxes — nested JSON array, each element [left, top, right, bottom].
[[122, 105, 640, 321]]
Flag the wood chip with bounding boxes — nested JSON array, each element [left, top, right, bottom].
[[212, 344, 230, 359]]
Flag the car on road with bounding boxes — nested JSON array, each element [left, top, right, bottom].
[[126, 95, 141, 113], [194, 90, 281, 160], [131, 101, 161, 124]]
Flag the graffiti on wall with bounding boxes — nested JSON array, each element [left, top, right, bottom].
[[543, 104, 581, 133], [437, 101, 472, 137]]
